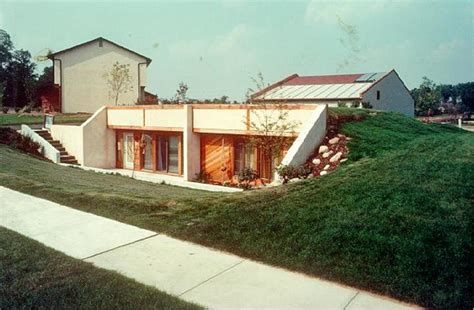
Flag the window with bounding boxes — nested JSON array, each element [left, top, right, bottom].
[[234, 141, 256, 175], [168, 136, 179, 174], [142, 134, 153, 170], [376, 90, 380, 100], [155, 134, 180, 174], [156, 136, 167, 171]]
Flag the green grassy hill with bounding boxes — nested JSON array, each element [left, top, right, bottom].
[[0, 109, 472, 308]]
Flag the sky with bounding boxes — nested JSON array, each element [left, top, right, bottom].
[[0, 0, 472, 101]]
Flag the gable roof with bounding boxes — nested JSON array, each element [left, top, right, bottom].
[[251, 72, 388, 101], [48, 37, 152, 65]]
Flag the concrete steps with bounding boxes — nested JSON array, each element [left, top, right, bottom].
[[35, 130, 78, 165]]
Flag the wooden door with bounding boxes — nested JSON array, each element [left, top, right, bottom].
[[201, 134, 233, 183]]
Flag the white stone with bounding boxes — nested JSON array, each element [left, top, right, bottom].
[[320, 171, 328, 176], [312, 158, 321, 165], [329, 137, 340, 145], [323, 164, 330, 171], [322, 151, 333, 158], [340, 158, 348, 163], [318, 145, 329, 153], [330, 152, 343, 163], [289, 178, 301, 183]]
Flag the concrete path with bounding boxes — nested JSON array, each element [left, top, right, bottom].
[[0, 186, 418, 310]]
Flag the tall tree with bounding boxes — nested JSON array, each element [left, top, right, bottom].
[[3, 49, 37, 108], [0, 29, 14, 107], [455, 82, 474, 113], [411, 77, 441, 116], [0, 29, 13, 80]]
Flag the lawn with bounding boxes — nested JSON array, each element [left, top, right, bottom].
[[0, 113, 91, 126], [0, 227, 201, 309], [0, 109, 472, 309]]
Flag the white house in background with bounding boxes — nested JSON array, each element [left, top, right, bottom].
[[251, 70, 414, 117], [48, 37, 152, 113]]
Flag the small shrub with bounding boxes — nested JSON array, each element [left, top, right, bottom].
[[194, 171, 210, 183], [351, 101, 360, 108], [276, 164, 313, 183], [337, 101, 347, 108], [294, 164, 313, 179], [237, 167, 258, 183], [0, 127, 42, 156], [1, 106, 8, 114], [361, 101, 373, 109], [237, 167, 258, 190], [14, 106, 21, 113]]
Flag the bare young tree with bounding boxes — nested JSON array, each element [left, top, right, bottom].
[[245, 73, 300, 172], [174, 82, 189, 104], [103, 62, 133, 105]]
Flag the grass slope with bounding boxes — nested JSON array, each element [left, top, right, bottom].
[[0, 113, 91, 126], [0, 227, 201, 309], [0, 109, 472, 308]]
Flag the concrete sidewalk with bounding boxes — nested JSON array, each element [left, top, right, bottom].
[[0, 186, 418, 310]]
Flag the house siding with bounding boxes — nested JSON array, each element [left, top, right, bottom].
[[53, 40, 148, 113], [362, 71, 414, 117]]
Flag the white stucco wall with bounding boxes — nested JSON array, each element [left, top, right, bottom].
[[53, 40, 148, 113], [144, 108, 184, 128], [183, 105, 201, 181], [82, 107, 115, 168], [193, 106, 315, 133], [21, 125, 61, 163], [51, 124, 84, 164], [280, 105, 327, 169], [51, 107, 115, 168], [107, 109, 144, 127], [362, 71, 414, 117], [193, 109, 247, 131]]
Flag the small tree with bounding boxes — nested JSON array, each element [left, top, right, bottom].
[[103, 62, 133, 105], [174, 82, 188, 104], [245, 73, 300, 173], [411, 77, 441, 116]]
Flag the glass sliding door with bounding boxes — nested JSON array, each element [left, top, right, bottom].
[[168, 136, 179, 174], [123, 133, 134, 169], [143, 134, 153, 170], [154, 134, 181, 174], [156, 136, 167, 172]]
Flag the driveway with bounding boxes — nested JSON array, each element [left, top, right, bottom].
[[0, 186, 418, 310]]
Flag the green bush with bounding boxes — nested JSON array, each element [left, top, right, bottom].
[[237, 167, 258, 183], [337, 101, 347, 108], [0, 127, 42, 156], [361, 101, 373, 109], [237, 167, 258, 189], [276, 164, 312, 183], [351, 101, 360, 108]]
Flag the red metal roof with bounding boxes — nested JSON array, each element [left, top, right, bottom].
[[285, 74, 364, 85]]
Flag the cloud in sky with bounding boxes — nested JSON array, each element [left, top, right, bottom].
[[1, 0, 471, 100], [166, 24, 259, 99], [430, 39, 467, 63], [304, 0, 389, 24]]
